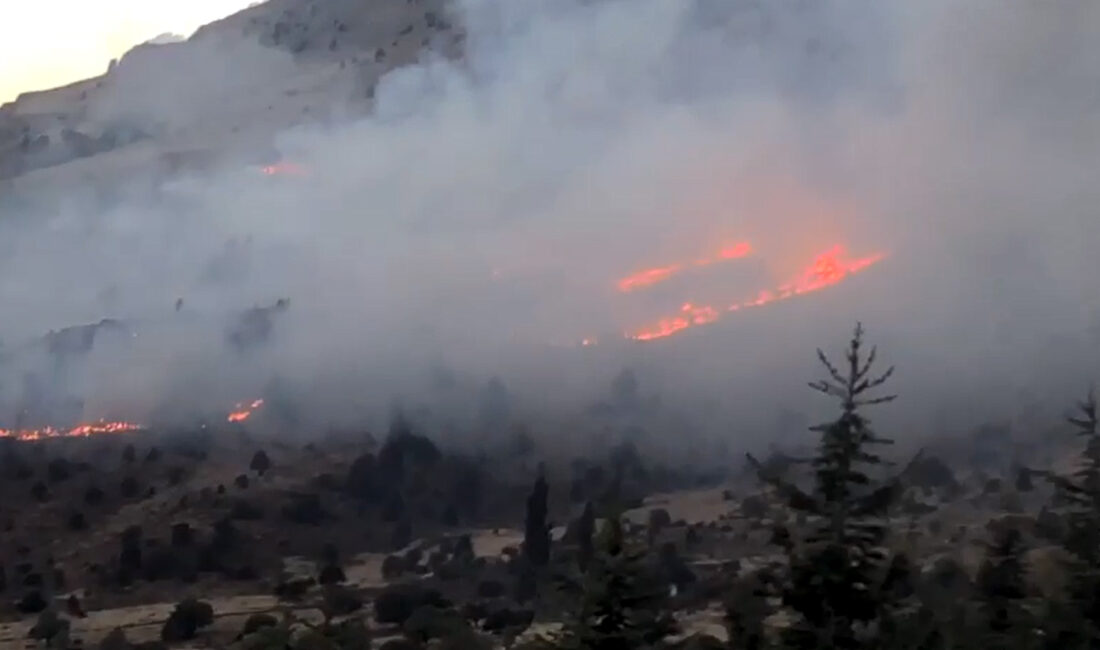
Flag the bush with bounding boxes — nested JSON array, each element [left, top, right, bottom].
[[382, 555, 404, 580], [240, 613, 278, 636], [322, 583, 363, 617], [16, 590, 48, 614], [481, 607, 534, 633], [99, 627, 133, 650], [318, 564, 346, 585], [120, 476, 140, 498], [282, 493, 328, 525], [346, 453, 379, 501], [274, 576, 314, 601], [171, 523, 194, 547], [84, 484, 105, 505], [28, 609, 69, 642], [68, 511, 88, 531], [403, 605, 470, 643], [250, 450, 271, 476], [160, 597, 214, 642], [47, 457, 73, 482], [230, 500, 265, 521], [31, 481, 50, 502], [374, 584, 449, 625], [476, 579, 506, 599]]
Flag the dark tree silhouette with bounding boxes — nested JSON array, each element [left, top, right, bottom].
[[748, 323, 905, 650], [524, 468, 551, 568], [975, 526, 1034, 650], [576, 501, 596, 572], [551, 511, 677, 650], [250, 449, 271, 476], [1041, 388, 1100, 643]]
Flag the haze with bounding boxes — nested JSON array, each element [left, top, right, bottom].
[[0, 0, 253, 102], [1, 0, 1098, 455]]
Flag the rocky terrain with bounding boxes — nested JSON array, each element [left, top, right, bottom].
[[0, 0, 461, 204], [0, 377, 1088, 650]]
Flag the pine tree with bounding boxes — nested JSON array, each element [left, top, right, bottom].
[[525, 468, 551, 568], [551, 512, 678, 650], [577, 501, 596, 572], [724, 569, 773, 650], [1041, 388, 1100, 645], [748, 323, 903, 650], [975, 525, 1035, 650]]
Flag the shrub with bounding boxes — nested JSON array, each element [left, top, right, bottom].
[[28, 609, 69, 642], [68, 511, 88, 531], [403, 605, 470, 643], [321, 583, 363, 618], [47, 457, 73, 482], [250, 450, 271, 476], [240, 613, 277, 637], [318, 564, 346, 585], [16, 590, 48, 614], [98, 627, 133, 650], [171, 523, 194, 547], [374, 584, 449, 625], [120, 476, 140, 498], [160, 597, 214, 642], [282, 493, 328, 525], [477, 579, 506, 599], [84, 484, 105, 505]]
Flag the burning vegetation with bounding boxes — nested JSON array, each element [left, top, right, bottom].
[[3, 323, 1099, 650], [621, 243, 885, 341]]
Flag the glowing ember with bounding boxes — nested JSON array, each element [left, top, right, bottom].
[[617, 241, 753, 292], [227, 399, 265, 423], [260, 162, 306, 176], [0, 420, 142, 442], [629, 245, 885, 341]]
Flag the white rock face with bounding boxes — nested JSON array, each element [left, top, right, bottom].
[[0, 0, 460, 187]]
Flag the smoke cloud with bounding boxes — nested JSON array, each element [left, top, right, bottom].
[[1, 0, 1098, 451]]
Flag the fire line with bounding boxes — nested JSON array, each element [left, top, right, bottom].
[[627, 244, 885, 342]]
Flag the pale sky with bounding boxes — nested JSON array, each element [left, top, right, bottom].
[[0, 0, 256, 103]]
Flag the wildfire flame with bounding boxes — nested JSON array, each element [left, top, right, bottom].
[[617, 241, 753, 292], [227, 399, 265, 423], [0, 420, 142, 442], [260, 162, 306, 176], [628, 245, 885, 341], [0, 398, 267, 442]]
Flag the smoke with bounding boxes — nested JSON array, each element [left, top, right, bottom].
[[1, 0, 1098, 449]]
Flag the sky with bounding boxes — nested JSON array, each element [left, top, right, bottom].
[[0, 0, 255, 103]]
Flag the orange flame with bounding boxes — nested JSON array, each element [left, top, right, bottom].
[[0, 420, 142, 442], [629, 245, 885, 341], [617, 241, 753, 293], [260, 162, 306, 176], [227, 399, 265, 423]]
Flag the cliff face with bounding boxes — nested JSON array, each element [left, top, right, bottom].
[[0, 0, 460, 185]]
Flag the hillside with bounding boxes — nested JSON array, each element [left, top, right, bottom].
[[0, 0, 461, 191]]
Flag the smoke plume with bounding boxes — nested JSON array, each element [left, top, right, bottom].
[[1, 0, 1098, 450]]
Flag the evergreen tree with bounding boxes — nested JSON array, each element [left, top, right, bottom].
[[250, 449, 271, 476], [551, 512, 677, 650], [525, 467, 551, 567], [748, 323, 904, 650], [724, 569, 773, 650], [577, 501, 596, 572], [975, 526, 1035, 650], [1041, 388, 1100, 645]]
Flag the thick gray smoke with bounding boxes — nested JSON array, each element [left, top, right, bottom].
[[1, 0, 1098, 450]]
